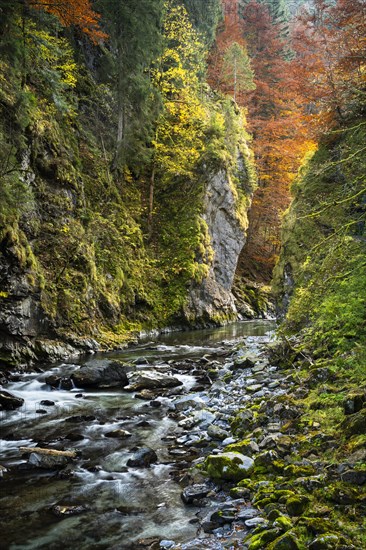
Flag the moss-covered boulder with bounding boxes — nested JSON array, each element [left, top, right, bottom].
[[308, 534, 341, 550], [226, 438, 259, 456], [248, 529, 281, 550], [230, 409, 255, 436], [268, 532, 301, 550], [204, 452, 254, 481], [341, 409, 366, 436], [286, 495, 310, 516], [273, 515, 293, 532]]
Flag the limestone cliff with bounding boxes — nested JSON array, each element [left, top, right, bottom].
[[184, 149, 255, 325]]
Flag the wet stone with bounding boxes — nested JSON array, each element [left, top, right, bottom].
[[0, 390, 24, 410], [127, 447, 158, 467], [40, 400, 55, 406], [51, 504, 87, 518], [65, 432, 84, 442], [236, 507, 260, 521], [181, 484, 211, 504], [28, 452, 71, 470], [246, 384, 263, 393], [105, 429, 132, 438], [245, 516, 267, 528]]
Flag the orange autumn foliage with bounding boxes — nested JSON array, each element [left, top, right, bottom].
[[29, 0, 107, 42]]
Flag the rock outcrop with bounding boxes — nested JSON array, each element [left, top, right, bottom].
[[184, 151, 254, 325]]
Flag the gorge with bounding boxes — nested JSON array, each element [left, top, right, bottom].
[[0, 0, 365, 549]]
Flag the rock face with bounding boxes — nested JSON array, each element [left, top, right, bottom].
[[0, 390, 24, 410], [184, 159, 253, 325]]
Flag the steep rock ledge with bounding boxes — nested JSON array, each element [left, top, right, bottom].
[[184, 151, 255, 325]]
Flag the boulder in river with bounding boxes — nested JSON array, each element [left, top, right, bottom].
[[0, 390, 24, 410], [126, 372, 183, 391], [127, 447, 158, 467], [51, 504, 87, 517], [181, 484, 211, 504], [105, 429, 132, 439], [28, 452, 71, 469], [71, 362, 129, 389]]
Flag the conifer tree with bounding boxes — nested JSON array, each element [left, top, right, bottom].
[[222, 42, 255, 101], [97, 0, 163, 169]]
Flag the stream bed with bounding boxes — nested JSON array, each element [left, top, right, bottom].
[[0, 320, 277, 549]]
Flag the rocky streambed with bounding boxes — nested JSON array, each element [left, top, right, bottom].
[[0, 320, 365, 550]]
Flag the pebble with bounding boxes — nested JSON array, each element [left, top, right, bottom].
[[244, 517, 267, 528]]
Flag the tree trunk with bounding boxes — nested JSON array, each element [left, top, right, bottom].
[[148, 165, 155, 238]]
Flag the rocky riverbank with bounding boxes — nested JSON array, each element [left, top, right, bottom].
[[0, 324, 365, 549]]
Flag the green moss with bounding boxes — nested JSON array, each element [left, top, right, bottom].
[[286, 496, 311, 517], [268, 532, 302, 550], [248, 529, 280, 550], [203, 452, 254, 482]]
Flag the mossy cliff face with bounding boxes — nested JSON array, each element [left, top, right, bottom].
[[0, 60, 255, 367], [273, 123, 366, 366]]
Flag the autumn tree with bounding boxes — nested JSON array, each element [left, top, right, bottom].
[[236, 0, 314, 280], [148, 0, 207, 234], [291, 0, 366, 134], [28, 0, 107, 42]]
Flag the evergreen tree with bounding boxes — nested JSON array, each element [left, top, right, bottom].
[[96, 0, 164, 170], [183, 0, 222, 46], [222, 42, 256, 101], [239, 0, 290, 32]]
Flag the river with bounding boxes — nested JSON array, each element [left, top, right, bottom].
[[0, 320, 276, 549]]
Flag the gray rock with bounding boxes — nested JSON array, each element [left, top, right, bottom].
[[160, 541, 175, 549], [246, 384, 263, 393], [341, 469, 366, 485], [244, 517, 267, 528], [126, 372, 183, 391], [174, 395, 205, 411], [207, 424, 229, 440], [183, 163, 254, 324], [181, 484, 211, 504], [236, 507, 259, 521], [127, 447, 158, 467], [0, 390, 24, 410], [28, 452, 71, 469], [71, 362, 129, 388]]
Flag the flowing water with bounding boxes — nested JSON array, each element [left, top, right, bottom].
[[0, 320, 275, 550]]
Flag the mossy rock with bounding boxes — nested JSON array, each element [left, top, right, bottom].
[[226, 438, 258, 456], [298, 517, 333, 536], [265, 506, 283, 521], [268, 532, 302, 550], [230, 409, 255, 436], [308, 533, 341, 550], [341, 409, 366, 436], [283, 464, 316, 478], [286, 495, 310, 517], [273, 515, 293, 532], [248, 529, 281, 550], [204, 452, 254, 482]]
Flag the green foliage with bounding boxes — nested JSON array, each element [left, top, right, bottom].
[[274, 122, 366, 377], [183, 0, 222, 46], [222, 42, 256, 101]]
